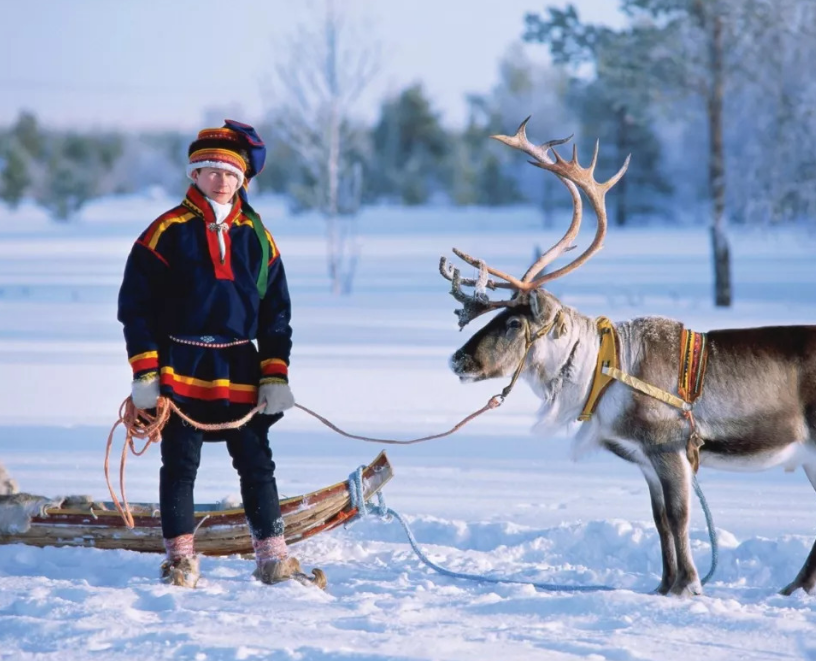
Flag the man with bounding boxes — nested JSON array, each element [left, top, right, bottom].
[[118, 120, 323, 589]]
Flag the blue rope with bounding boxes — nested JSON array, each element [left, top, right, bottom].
[[348, 466, 719, 592], [347, 467, 613, 592], [692, 473, 718, 585]]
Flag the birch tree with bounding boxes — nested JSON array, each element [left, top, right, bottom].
[[527, 0, 816, 307], [724, 0, 816, 226], [265, 0, 378, 294]]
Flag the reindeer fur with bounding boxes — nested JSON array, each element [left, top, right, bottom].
[[450, 289, 816, 596]]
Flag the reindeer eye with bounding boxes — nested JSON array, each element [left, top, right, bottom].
[[506, 317, 523, 331]]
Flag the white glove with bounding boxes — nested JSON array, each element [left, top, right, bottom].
[[131, 373, 160, 410], [259, 382, 295, 415]]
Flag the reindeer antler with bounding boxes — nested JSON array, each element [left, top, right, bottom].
[[438, 256, 519, 328], [440, 117, 630, 328]]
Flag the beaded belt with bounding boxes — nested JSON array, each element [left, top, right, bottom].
[[169, 335, 251, 349]]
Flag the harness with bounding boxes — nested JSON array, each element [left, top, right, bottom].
[[580, 317, 709, 471], [510, 315, 710, 471]]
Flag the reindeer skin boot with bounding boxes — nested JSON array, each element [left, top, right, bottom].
[[251, 536, 327, 589], [161, 534, 200, 588]]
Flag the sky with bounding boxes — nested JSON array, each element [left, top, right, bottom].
[[0, 0, 625, 132]]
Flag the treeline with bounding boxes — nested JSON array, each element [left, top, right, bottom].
[[0, 114, 188, 220], [0, 70, 553, 223], [2, 0, 815, 227]]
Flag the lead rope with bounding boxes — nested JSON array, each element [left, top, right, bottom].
[[291, 313, 560, 445], [693, 473, 718, 585]]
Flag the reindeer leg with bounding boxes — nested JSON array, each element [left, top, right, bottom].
[[641, 468, 677, 595], [649, 451, 702, 596], [780, 463, 816, 596]]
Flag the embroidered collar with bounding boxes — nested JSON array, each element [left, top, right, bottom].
[[183, 185, 242, 227]]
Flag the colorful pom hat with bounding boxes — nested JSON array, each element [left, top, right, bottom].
[[187, 120, 267, 197]]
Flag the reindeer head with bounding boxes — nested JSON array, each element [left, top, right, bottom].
[[449, 289, 569, 382], [442, 117, 629, 384]]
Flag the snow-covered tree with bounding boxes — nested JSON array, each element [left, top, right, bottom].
[[525, 0, 816, 306], [459, 45, 573, 222], [263, 0, 378, 295]]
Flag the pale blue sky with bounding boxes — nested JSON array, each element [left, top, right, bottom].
[[0, 0, 623, 131]]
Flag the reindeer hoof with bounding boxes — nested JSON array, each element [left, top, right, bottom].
[[780, 579, 815, 596], [652, 581, 672, 595], [779, 582, 797, 596], [669, 581, 703, 597]]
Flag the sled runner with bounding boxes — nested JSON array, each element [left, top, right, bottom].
[[0, 452, 393, 556]]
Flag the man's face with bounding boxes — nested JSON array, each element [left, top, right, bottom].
[[192, 167, 241, 204]]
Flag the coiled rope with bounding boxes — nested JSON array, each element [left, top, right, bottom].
[[103, 396, 263, 528]]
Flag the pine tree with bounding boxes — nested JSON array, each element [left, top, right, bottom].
[[370, 84, 449, 205], [0, 146, 31, 209], [37, 133, 123, 221]]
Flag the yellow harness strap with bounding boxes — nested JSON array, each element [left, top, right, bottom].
[[578, 318, 692, 421], [578, 317, 619, 421], [603, 366, 689, 411]]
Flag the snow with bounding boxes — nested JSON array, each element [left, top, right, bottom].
[[0, 197, 815, 660]]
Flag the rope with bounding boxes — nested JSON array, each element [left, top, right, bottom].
[[292, 313, 560, 445], [347, 466, 615, 593], [294, 398, 503, 445], [104, 336, 720, 586], [103, 310, 549, 523], [347, 467, 719, 592], [103, 396, 264, 528], [693, 473, 719, 585], [105, 388, 506, 528]]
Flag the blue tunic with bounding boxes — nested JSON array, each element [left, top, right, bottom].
[[117, 185, 292, 412]]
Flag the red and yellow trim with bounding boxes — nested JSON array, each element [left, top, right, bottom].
[[261, 358, 288, 379], [141, 209, 197, 251], [678, 328, 709, 404], [159, 367, 258, 404], [129, 350, 159, 375], [266, 231, 279, 264], [189, 147, 247, 173]]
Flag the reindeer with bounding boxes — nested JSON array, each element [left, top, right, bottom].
[[440, 118, 816, 597]]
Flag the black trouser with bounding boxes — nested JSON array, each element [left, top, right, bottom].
[[159, 409, 283, 541]]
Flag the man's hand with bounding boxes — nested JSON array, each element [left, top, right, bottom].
[[131, 372, 160, 410], [258, 382, 295, 415]]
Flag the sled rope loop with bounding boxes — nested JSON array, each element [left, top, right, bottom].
[[346, 466, 615, 592], [104, 396, 264, 528], [347, 466, 718, 592]]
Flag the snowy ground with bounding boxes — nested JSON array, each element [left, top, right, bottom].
[[0, 194, 815, 660]]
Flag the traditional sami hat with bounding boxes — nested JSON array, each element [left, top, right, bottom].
[[186, 120, 267, 198]]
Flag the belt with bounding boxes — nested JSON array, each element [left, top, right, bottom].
[[168, 335, 251, 349]]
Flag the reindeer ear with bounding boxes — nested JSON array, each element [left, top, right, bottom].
[[529, 290, 545, 320], [531, 290, 568, 338], [552, 310, 569, 339]]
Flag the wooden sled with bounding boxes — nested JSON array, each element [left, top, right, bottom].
[[0, 451, 393, 556]]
